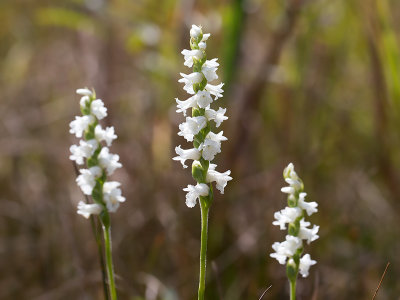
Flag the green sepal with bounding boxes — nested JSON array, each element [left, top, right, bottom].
[[199, 157, 209, 172], [193, 139, 200, 149], [192, 107, 205, 117], [200, 184, 213, 209], [288, 223, 299, 236], [87, 146, 101, 167], [196, 32, 203, 44], [199, 123, 211, 139], [100, 209, 110, 229], [287, 194, 296, 207], [192, 161, 206, 183], [91, 179, 104, 205], [190, 38, 199, 50], [293, 247, 303, 265], [193, 76, 207, 93], [81, 105, 91, 116], [84, 121, 97, 140], [87, 156, 98, 167], [193, 122, 210, 147], [286, 261, 298, 283], [193, 59, 202, 73]]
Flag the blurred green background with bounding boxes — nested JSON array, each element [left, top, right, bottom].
[[1, 0, 400, 299]]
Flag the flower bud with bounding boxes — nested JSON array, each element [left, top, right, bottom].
[[192, 160, 206, 183]]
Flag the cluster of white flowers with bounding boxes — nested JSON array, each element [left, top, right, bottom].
[[69, 88, 125, 218], [173, 25, 232, 208], [270, 163, 319, 278]]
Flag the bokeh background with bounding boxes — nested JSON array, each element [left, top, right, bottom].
[[1, 0, 400, 299]]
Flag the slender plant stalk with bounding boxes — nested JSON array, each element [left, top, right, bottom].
[[198, 200, 210, 300], [103, 225, 117, 300], [93, 218, 110, 300], [290, 280, 296, 300], [73, 161, 109, 299]]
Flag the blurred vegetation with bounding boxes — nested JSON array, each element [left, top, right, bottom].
[[1, 0, 400, 299]]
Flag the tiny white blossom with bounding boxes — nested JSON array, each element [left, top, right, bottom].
[[207, 131, 227, 143], [200, 131, 227, 160], [178, 116, 207, 142], [80, 96, 90, 108], [76, 88, 92, 96], [201, 33, 210, 41], [298, 192, 318, 216], [205, 107, 228, 127], [179, 72, 204, 93], [183, 183, 209, 208], [77, 201, 102, 218], [98, 147, 122, 175], [200, 139, 220, 161], [272, 207, 302, 230], [69, 139, 98, 165], [281, 186, 295, 194], [176, 96, 197, 116], [194, 90, 213, 108], [181, 49, 204, 68], [283, 163, 300, 181], [270, 235, 302, 265], [76, 166, 102, 195], [69, 115, 95, 138], [103, 181, 126, 212], [90, 99, 107, 120], [190, 24, 202, 39], [204, 83, 224, 99], [202, 59, 219, 82], [271, 163, 318, 280], [298, 219, 319, 244], [299, 254, 316, 278], [284, 177, 302, 191], [173, 145, 201, 168], [206, 165, 232, 194], [95, 125, 117, 146]]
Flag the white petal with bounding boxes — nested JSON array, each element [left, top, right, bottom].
[[190, 24, 202, 39], [299, 254, 316, 277], [206, 168, 232, 194], [90, 99, 107, 120], [173, 145, 201, 168], [77, 201, 102, 218], [76, 88, 92, 96]]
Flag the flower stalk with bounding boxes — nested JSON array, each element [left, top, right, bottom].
[[198, 198, 209, 300], [173, 25, 232, 299], [270, 163, 319, 299], [103, 224, 117, 300], [70, 88, 125, 300]]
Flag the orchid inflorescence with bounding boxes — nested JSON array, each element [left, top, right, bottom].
[[270, 163, 319, 299], [69, 88, 125, 220], [173, 24, 232, 208]]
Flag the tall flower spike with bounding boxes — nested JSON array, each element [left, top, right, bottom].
[[69, 87, 122, 299], [69, 88, 124, 217], [173, 25, 232, 300], [270, 163, 319, 300], [174, 25, 232, 207]]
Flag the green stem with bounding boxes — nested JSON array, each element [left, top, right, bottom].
[[290, 279, 296, 300], [198, 200, 210, 300], [92, 216, 109, 300], [103, 225, 118, 300]]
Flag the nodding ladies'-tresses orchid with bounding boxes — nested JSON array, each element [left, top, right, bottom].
[[69, 88, 123, 300], [173, 25, 232, 300], [270, 163, 319, 300], [70, 88, 124, 217]]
